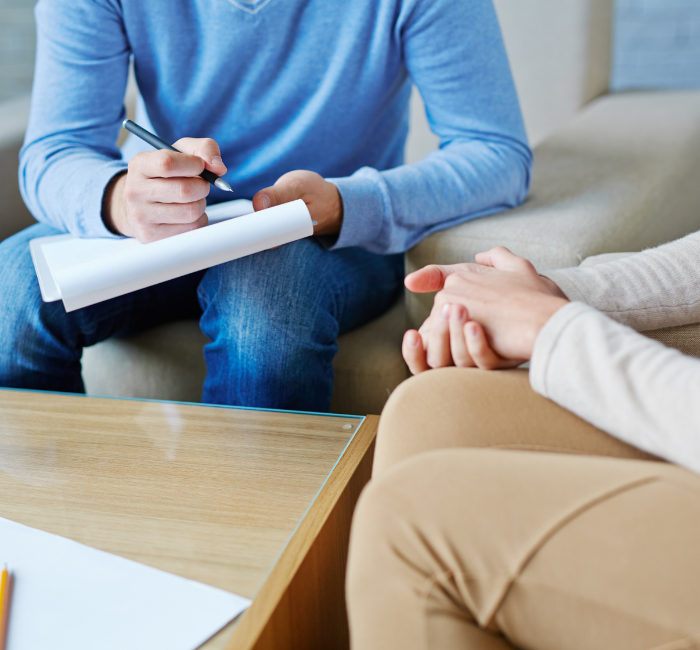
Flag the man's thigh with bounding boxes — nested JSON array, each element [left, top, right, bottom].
[[197, 238, 404, 409], [374, 367, 657, 476], [198, 238, 404, 337]]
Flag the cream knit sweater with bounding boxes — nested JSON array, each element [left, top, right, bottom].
[[531, 231, 700, 473]]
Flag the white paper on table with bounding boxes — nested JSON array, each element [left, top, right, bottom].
[[29, 198, 313, 312], [0, 516, 251, 650]]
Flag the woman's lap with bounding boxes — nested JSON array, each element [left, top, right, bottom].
[[349, 369, 696, 649], [373, 367, 658, 477], [348, 448, 700, 650]]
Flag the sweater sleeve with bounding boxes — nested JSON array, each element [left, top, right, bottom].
[[19, 0, 130, 238], [542, 232, 700, 331], [326, 0, 532, 254], [530, 301, 700, 474]]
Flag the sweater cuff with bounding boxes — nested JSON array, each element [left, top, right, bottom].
[[541, 269, 588, 304], [530, 301, 594, 397], [325, 168, 386, 250], [77, 161, 128, 238]]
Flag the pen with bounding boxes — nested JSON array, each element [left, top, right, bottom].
[[122, 119, 233, 192], [0, 564, 11, 650]]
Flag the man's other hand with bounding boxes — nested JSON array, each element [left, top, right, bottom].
[[252, 171, 343, 236], [103, 138, 228, 243]]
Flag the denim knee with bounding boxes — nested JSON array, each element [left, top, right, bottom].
[[198, 239, 341, 408]]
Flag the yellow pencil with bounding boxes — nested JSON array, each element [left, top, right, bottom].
[[0, 564, 11, 650]]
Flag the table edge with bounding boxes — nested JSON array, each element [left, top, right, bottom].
[[223, 415, 379, 650]]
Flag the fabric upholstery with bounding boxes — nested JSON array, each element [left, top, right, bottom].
[[330, 299, 409, 415], [404, 0, 613, 162], [493, 0, 613, 145], [82, 320, 209, 404], [0, 95, 35, 242], [83, 300, 409, 415], [406, 90, 700, 328]]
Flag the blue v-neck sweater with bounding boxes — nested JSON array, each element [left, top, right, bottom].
[[20, 0, 531, 254]]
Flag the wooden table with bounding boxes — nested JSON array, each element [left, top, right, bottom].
[[0, 389, 378, 650]]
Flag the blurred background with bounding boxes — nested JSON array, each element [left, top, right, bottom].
[[1, 0, 699, 104]]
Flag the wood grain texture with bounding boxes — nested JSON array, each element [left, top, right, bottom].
[[226, 415, 379, 650], [0, 389, 366, 649]]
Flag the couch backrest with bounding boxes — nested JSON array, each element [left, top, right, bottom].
[[494, 0, 614, 146], [405, 0, 615, 163], [0, 94, 36, 242]]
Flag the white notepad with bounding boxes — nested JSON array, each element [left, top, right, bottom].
[[0, 516, 251, 650], [29, 199, 313, 312]]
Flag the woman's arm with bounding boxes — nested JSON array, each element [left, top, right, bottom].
[[530, 301, 700, 473], [402, 242, 700, 472], [543, 231, 700, 331]]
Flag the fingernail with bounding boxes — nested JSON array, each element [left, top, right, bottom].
[[467, 323, 479, 337], [261, 194, 271, 209], [440, 303, 450, 320], [407, 332, 420, 348], [450, 305, 465, 323], [211, 156, 224, 168]]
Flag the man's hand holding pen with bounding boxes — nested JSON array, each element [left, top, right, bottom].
[[103, 120, 343, 242], [103, 138, 227, 243]]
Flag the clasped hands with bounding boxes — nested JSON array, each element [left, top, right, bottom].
[[103, 135, 567, 368], [403, 247, 569, 375], [103, 137, 342, 242]]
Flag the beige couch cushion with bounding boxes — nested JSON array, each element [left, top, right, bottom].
[[83, 300, 408, 416], [406, 90, 700, 327], [330, 299, 408, 415], [0, 94, 36, 241]]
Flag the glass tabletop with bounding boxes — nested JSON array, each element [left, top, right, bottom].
[[0, 388, 364, 649]]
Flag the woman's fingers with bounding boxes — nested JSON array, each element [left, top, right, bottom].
[[448, 304, 475, 367], [402, 330, 430, 375], [426, 303, 453, 369], [464, 321, 523, 370], [404, 264, 461, 293]]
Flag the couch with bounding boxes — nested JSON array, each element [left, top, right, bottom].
[[1, 0, 699, 415]]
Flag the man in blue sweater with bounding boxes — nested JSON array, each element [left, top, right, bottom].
[[0, 0, 531, 411]]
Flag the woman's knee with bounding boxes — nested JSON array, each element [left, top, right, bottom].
[[374, 368, 531, 476], [350, 449, 492, 601]]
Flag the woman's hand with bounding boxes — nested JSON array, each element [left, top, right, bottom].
[[402, 305, 524, 375], [402, 247, 569, 374]]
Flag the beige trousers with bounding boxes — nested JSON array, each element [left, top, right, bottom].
[[346, 368, 700, 650]]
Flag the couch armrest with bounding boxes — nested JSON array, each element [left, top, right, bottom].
[[0, 94, 36, 242], [406, 90, 700, 327]]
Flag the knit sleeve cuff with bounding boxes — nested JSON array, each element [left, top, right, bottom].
[[77, 161, 128, 238], [529, 301, 593, 397], [540, 269, 588, 304], [323, 168, 387, 250]]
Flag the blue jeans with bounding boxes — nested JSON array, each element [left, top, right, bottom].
[[0, 224, 404, 412]]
